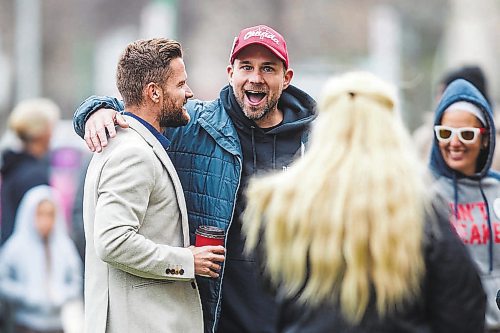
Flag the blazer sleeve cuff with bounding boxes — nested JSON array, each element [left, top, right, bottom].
[[163, 247, 195, 280]]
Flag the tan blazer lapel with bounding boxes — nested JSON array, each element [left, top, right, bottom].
[[124, 115, 191, 247]]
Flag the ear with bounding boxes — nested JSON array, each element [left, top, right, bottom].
[[146, 82, 161, 103], [227, 65, 234, 85], [282, 68, 294, 90]]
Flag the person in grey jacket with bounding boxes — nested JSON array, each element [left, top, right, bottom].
[[73, 25, 316, 333], [429, 78, 500, 331]]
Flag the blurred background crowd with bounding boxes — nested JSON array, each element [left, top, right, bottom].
[[0, 0, 499, 128], [0, 0, 499, 332]]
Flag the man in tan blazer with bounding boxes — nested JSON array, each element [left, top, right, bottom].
[[83, 38, 225, 333]]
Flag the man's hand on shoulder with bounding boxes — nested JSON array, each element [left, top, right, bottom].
[[84, 108, 129, 153]]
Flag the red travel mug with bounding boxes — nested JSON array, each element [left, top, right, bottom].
[[195, 225, 225, 247]]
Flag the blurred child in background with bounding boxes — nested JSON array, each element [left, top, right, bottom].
[[0, 185, 82, 333]]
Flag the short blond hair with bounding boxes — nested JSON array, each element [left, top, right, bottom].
[[244, 71, 427, 323], [8, 98, 60, 142]]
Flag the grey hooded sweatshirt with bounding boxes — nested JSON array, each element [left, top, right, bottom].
[[429, 78, 500, 329]]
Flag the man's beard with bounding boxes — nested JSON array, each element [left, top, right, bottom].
[[235, 88, 279, 122], [158, 99, 190, 128], [236, 99, 273, 121]]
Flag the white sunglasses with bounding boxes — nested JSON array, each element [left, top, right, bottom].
[[434, 125, 486, 144]]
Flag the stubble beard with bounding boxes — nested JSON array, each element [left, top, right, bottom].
[[235, 91, 279, 122]]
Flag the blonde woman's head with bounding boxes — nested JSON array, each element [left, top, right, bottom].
[[244, 71, 426, 323], [8, 98, 60, 144]]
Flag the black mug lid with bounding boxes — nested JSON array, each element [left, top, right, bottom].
[[196, 225, 225, 237]]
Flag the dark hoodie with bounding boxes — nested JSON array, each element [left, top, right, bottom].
[[217, 84, 316, 333], [0, 150, 50, 245], [429, 79, 500, 329]]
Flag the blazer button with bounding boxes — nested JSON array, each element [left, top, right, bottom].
[[165, 268, 171, 274], [179, 269, 185, 275], [174, 269, 179, 275]]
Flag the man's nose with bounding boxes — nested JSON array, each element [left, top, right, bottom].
[[248, 70, 264, 84], [185, 85, 194, 99]]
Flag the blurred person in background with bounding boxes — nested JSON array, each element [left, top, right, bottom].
[[65, 157, 91, 319], [72, 24, 316, 333], [0, 185, 83, 333], [413, 65, 496, 167], [0, 99, 60, 245], [243, 71, 486, 333], [437, 65, 492, 104], [69, 157, 91, 263], [429, 78, 500, 332], [494, 113, 500, 172]]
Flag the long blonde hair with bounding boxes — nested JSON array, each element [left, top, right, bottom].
[[243, 71, 427, 323]]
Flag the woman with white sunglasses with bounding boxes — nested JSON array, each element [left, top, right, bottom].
[[430, 78, 500, 332]]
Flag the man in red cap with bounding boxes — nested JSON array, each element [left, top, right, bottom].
[[72, 24, 317, 333]]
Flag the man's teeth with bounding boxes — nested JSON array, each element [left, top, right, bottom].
[[246, 91, 266, 103]]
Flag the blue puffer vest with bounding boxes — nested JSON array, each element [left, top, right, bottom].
[[165, 98, 242, 333], [73, 96, 242, 333]]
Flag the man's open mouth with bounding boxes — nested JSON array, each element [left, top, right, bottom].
[[245, 90, 267, 105]]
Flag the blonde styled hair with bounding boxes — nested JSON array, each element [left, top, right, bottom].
[[8, 98, 60, 142], [243, 71, 427, 323]]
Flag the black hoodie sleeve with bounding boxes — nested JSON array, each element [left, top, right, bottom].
[[424, 197, 486, 333]]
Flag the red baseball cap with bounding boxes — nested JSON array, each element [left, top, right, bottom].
[[229, 25, 289, 69]]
